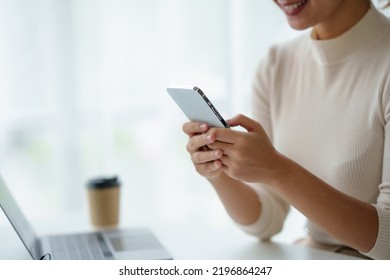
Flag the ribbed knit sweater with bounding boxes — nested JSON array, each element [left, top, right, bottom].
[[239, 6, 390, 259]]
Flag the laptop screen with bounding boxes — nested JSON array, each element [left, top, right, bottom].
[[0, 175, 40, 259]]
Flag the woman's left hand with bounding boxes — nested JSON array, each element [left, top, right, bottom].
[[207, 114, 283, 184]]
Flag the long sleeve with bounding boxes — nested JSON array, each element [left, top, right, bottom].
[[365, 70, 390, 259]]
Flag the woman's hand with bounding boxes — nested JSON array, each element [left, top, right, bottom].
[[182, 122, 225, 180], [207, 114, 283, 184], [182, 119, 263, 225]]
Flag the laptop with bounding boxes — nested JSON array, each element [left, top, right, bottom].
[[0, 175, 172, 260]]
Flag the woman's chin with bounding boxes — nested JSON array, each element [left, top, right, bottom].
[[287, 19, 312, 31]]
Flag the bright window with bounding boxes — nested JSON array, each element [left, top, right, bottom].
[[0, 0, 309, 243]]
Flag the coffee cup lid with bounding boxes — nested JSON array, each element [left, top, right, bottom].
[[87, 176, 120, 189]]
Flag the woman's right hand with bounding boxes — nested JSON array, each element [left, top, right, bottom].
[[182, 122, 224, 179]]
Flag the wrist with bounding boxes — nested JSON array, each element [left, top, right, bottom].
[[207, 171, 231, 185], [266, 151, 294, 190]]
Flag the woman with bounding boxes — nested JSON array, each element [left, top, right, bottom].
[[182, 0, 390, 259]]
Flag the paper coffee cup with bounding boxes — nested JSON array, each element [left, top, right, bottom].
[[87, 176, 120, 228]]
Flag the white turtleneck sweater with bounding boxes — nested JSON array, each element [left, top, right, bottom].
[[239, 6, 390, 259]]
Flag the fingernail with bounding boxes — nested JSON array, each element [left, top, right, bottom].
[[214, 150, 221, 158], [200, 124, 207, 130], [206, 134, 213, 142]]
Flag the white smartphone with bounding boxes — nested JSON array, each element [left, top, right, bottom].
[[167, 86, 230, 128]]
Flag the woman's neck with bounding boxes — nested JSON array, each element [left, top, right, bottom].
[[312, 1, 371, 40]]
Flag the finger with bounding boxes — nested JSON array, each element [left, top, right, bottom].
[[182, 122, 208, 136], [196, 159, 222, 173], [219, 154, 231, 167], [207, 127, 241, 144], [207, 141, 234, 156], [191, 149, 223, 164], [226, 114, 263, 133], [186, 133, 216, 152]]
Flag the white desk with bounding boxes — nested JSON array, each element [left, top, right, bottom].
[[0, 209, 362, 260]]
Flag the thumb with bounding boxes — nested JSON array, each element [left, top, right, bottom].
[[227, 114, 263, 133]]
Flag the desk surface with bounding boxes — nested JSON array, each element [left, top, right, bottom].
[[0, 209, 361, 260]]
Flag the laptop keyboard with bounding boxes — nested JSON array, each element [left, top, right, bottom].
[[47, 232, 114, 260]]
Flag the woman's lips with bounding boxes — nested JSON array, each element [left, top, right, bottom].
[[277, 0, 308, 16]]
